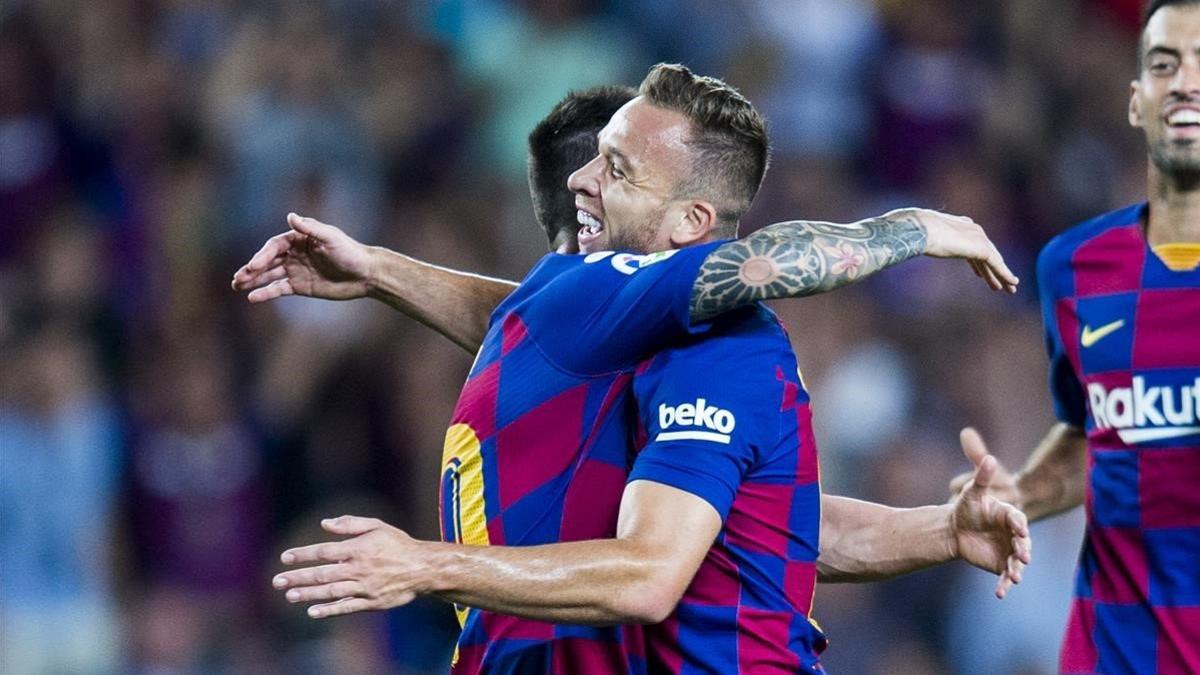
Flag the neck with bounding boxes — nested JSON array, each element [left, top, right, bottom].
[[1147, 165, 1200, 245]]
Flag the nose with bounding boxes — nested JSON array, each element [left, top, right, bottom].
[[1172, 58, 1200, 97], [568, 154, 603, 197]]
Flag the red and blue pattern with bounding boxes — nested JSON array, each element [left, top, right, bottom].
[[629, 305, 826, 673], [1039, 203, 1200, 674], [440, 245, 719, 674]]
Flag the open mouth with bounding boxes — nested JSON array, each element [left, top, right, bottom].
[[1166, 108, 1200, 129], [577, 209, 604, 249]]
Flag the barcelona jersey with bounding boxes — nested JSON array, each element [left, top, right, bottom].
[[1038, 203, 1200, 674], [629, 304, 827, 673], [440, 244, 720, 674]]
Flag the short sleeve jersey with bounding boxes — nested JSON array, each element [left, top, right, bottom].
[[441, 244, 721, 674], [626, 305, 827, 674], [1037, 202, 1200, 674]]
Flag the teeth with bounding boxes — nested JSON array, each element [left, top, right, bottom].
[[577, 210, 603, 233], [1169, 109, 1200, 125]]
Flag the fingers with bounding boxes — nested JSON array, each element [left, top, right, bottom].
[[288, 212, 334, 240], [985, 245, 1019, 293], [285, 580, 366, 605], [995, 574, 1013, 599], [238, 232, 295, 277], [322, 515, 381, 536], [1007, 504, 1031, 541], [972, 455, 998, 490], [994, 537, 1029, 599], [948, 470, 973, 496], [246, 278, 295, 303], [968, 259, 985, 280], [308, 596, 379, 619], [274, 563, 351, 590], [959, 427, 991, 468], [281, 540, 351, 566], [241, 263, 289, 290]]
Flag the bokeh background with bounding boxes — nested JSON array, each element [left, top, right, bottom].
[[0, 0, 1150, 672]]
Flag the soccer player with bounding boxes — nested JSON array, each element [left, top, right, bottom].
[[239, 68, 1025, 672], [948, 2, 1200, 672]]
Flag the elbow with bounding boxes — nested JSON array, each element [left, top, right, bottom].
[[610, 578, 683, 625]]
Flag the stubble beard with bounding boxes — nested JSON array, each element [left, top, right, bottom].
[[606, 203, 670, 254], [1149, 137, 1200, 190]]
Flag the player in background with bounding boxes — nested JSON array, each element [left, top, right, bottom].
[[948, 1, 1200, 672], [238, 69, 1026, 673]]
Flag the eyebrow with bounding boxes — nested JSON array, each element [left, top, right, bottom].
[[603, 144, 635, 175], [1146, 46, 1182, 59]]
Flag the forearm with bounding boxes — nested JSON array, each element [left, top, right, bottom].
[[817, 495, 956, 583], [425, 538, 679, 625], [366, 247, 517, 353], [690, 210, 927, 321], [1014, 423, 1088, 521]]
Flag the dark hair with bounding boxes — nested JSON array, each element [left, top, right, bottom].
[[637, 63, 769, 233], [1139, 0, 1200, 69], [527, 86, 637, 245]]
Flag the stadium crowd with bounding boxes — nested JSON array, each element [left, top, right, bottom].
[[0, 0, 1148, 672]]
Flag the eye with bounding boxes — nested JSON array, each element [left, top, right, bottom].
[[609, 164, 626, 180], [1149, 58, 1179, 76]]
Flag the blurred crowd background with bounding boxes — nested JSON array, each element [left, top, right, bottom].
[[0, 0, 1151, 672]]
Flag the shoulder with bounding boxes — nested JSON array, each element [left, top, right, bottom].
[[642, 306, 790, 379], [1036, 202, 1146, 299]]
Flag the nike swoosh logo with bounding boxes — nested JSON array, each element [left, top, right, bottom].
[[1081, 319, 1126, 348]]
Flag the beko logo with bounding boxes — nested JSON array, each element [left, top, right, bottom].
[[656, 398, 736, 444]]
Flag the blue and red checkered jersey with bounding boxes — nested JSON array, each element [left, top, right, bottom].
[[440, 244, 721, 674], [627, 304, 827, 674], [1037, 202, 1200, 674]]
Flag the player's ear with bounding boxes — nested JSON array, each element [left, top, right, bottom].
[[670, 200, 717, 247], [1129, 80, 1143, 128]]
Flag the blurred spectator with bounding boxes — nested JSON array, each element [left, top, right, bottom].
[[124, 332, 272, 670], [0, 326, 124, 673]]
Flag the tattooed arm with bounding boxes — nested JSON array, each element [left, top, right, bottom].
[[690, 208, 1017, 322]]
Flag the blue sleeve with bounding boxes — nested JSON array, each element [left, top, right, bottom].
[[1036, 243, 1088, 427], [627, 337, 773, 520], [523, 242, 725, 375]]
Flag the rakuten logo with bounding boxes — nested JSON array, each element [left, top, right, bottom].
[[1088, 377, 1200, 443], [657, 398, 736, 444]]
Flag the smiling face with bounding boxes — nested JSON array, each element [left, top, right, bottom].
[[1131, 3, 1200, 179], [566, 96, 700, 254]]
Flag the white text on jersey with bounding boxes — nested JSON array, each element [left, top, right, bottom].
[[1088, 377, 1200, 443], [657, 398, 736, 444]]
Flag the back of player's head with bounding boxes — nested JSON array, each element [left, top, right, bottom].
[[637, 63, 769, 236], [528, 86, 637, 247], [1139, 0, 1200, 68]]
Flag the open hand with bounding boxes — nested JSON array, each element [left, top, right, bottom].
[[949, 428, 1020, 504], [949, 430, 1032, 599], [903, 209, 1020, 293], [232, 213, 374, 303], [273, 515, 433, 619]]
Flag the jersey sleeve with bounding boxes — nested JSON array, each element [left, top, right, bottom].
[[523, 241, 725, 375], [627, 336, 772, 520], [1036, 242, 1088, 427]]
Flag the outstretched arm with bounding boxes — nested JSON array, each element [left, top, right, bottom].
[[366, 249, 516, 354], [949, 424, 1087, 523], [690, 208, 1018, 322], [231, 213, 516, 353], [272, 480, 721, 624], [821, 438, 1032, 598]]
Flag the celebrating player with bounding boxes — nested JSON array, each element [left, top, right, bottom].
[[238, 67, 1026, 672], [949, 2, 1200, 672]]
